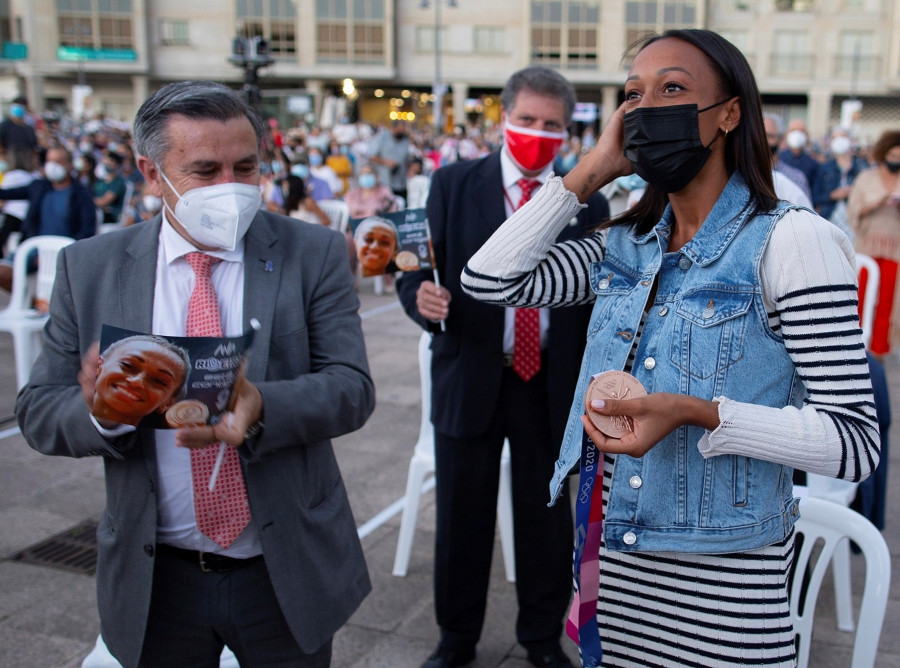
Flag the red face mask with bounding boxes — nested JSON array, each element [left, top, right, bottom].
[[504, 122, 567, 172]]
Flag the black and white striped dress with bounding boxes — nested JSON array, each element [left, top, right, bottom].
[[461, 176, 880, 667]]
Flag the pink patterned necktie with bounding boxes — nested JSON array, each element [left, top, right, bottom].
[[513, 178, 541, 382], [184, 251, 251, 548]]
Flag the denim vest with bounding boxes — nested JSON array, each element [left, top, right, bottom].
[[551, 174, 804, 553]]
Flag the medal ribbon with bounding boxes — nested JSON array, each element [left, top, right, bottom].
[[566, 429, 604, 666]]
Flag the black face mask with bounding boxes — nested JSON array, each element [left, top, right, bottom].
[[885, 160, 900, 173], [623, 100, 728, 193]]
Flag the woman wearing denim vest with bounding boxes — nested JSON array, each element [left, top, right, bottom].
[[460, 30, 879, 667]]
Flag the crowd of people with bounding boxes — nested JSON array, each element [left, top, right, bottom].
[[2, 32, 896, 668]]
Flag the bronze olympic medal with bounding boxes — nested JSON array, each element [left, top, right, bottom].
[[584, 371, 647, 438], [394, 250, 420, 271], [165, 400, 210, 428]]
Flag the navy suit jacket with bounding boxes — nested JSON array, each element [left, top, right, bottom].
[[397, 151, 609, 443]]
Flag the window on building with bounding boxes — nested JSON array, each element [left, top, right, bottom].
[[159, 19, 189, 46], [774, 0, 815, 10], [57, 0, 133, 51], [315, 0, 386, 64], [716, 29, 753, 69], [772, 30, 812, 76], [237, 0, 296, 56], [836, 31, 876, 78], [531, 1, 599, 70], [415, 25, 449, 52], [624, 1, 697, 51], [474, 26, 505, 53], [0, 0, 12, 43]]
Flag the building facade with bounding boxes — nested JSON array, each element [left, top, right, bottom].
[[1, 0, 898, 142]]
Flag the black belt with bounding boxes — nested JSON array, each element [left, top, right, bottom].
[[156, 543, 264, 573]]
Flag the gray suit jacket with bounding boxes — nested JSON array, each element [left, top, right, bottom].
[[16, 210, 375, 667]]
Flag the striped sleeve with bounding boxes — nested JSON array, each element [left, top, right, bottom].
[[698, 209, 880, 482], [460, 174, 604, 307]]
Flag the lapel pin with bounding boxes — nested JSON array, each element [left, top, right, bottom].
[[264, 260, 274, 272]]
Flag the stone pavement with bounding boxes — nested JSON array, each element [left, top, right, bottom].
[[1, 283, 899, 667]]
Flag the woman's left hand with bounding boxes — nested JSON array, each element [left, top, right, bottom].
[[581, 392, 720, 457]]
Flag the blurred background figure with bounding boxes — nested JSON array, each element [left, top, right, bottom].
[[406, 157, 431, 210], [0, 145, 36, 252], [0, 96, 38, 154], [763, 114, 813, 208], [345, 163, 398, 219], [308, 145, 344, 196], [92, 150, 127, 223], [848, 129, 900, 357], [779, 119, 819, 199], [370, 119, 411, 202], [814, 127, 868, 232], [764, 113, 812, 203]]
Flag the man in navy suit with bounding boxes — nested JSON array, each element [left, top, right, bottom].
[[397, 66, 609, 668]]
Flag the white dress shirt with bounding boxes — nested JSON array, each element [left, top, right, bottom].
[[499, 147, 553, 355], [151, 216, 262, 556], [93, 215, 260, 557]]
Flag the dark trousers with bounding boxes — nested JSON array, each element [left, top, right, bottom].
[[433, 365, 573, 652], [138, 548, 331, 667]]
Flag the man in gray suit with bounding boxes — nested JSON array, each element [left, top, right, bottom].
[[16, 81, 375, 668]]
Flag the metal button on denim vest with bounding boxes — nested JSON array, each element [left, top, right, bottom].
[[550, 173, 804, 554]]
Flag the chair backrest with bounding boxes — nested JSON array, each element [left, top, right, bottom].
[[415, 331, 434, 456], [316, 199, 350, 233], [7, 235, 75, 312], [791, 496, 890, 668], [856, 253, 879, 349]]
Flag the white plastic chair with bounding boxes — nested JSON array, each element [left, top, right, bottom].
[[316, 198, 350, 234], [81, 635, 238, 667], [392, 331, 516, 583], [0, 234, 74, 389], [856, 253, 879, 349], [791, 496, 890, 668]]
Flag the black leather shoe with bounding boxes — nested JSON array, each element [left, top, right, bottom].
[[526, 645, 574, 668], [421, 645, 476, 668]]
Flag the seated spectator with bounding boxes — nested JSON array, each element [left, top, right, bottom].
[[813, 130, 868, 225], [344, 164, 398, 219], [291, 153, 334, 202], [75, 152, 98, 191], [326, 139, 353, 195], [0, 145, 36, 252], [93, 151, 127, 223], [284, 172, 330, 227], [0, 145, 96, 290], [405, 157, 431, 210], [308, 146, 344, 196]]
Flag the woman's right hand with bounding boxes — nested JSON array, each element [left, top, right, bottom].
[[562, 102, 633, 203]]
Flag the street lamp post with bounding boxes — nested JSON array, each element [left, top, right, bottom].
[[228, 36, 274, 111], [421, 0, 456, 133]]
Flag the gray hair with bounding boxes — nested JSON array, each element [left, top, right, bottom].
[[763, 112, 785, 138], [500, 66, 577, 124], [132, 81, 265, 165]]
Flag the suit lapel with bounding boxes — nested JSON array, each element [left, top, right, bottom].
[[117, 219, 161, 333], [242, 213, 280, 383], [472, 152, 508, 243]]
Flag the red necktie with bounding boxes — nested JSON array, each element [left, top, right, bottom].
[[185, 252, 251, 549], [513, 178, 541, 382]]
